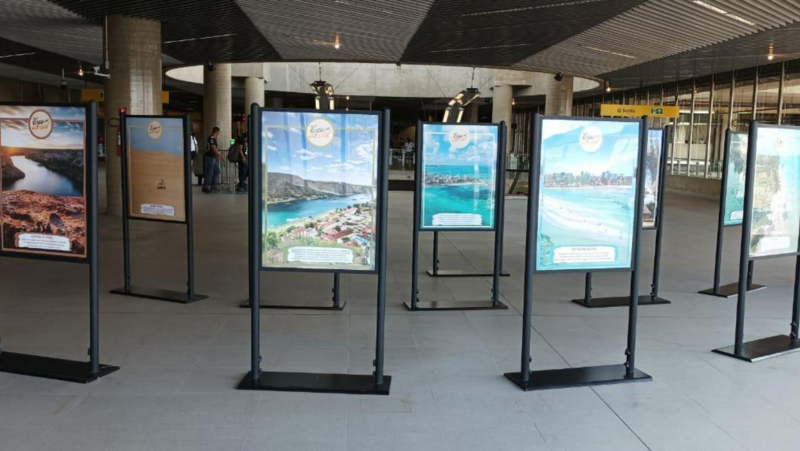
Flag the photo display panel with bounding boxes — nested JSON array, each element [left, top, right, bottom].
[[723, 132, 748, 226], [643, 129, 663, 229], [261, 110, 380, 271], [420, 123, 499, 230], [536, 118, 641, 272], [749, 125, 800, 258], [126, 117, 186, 222], [0, 105, 87, 259]]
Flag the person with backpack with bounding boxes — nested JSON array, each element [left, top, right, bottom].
[[234, 134, 248, 193], [202, 126, 222, 193]]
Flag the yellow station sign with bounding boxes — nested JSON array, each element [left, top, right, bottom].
[[600, 104, 679, 118], [81, 88, 170, 104]]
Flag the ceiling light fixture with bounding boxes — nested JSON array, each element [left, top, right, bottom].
[[583, 46, 636, 59], [463, 0, 604, 17], [164, 33, 236, 44], [429, 43, 531, 54], [78, 64, 84, 77], [0, 52, 35, 59], [554, 72, 564, 82], [334, 34, 341, 50], [691, 1, 757, 26]]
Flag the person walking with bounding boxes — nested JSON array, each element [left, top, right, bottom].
[[236, 133, 249, 193], [202, 126, 222, 193]]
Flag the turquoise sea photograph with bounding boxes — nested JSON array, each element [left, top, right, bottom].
[[420, 123, 499, 230], [261, 111, 379, 271], [723, 132, 748, 226], [749, 126, 800, 257], [536, 119, 641, 272]]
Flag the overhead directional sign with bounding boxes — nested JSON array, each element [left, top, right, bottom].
[[600, 104, 679, 118]]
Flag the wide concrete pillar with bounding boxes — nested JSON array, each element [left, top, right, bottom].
[[492, 85, 513, 153], [243, 77, 265, 114], [544, 75, 574, 116], [104, 15, 162, 215], [204, 63, 232, 152]]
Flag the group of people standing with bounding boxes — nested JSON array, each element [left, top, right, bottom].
[[195, 127, 249, 194]]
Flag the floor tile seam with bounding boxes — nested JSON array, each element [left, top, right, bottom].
[[589, 385, 654, 451]]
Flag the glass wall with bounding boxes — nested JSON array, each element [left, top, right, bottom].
[[573, 60, 800, 180]]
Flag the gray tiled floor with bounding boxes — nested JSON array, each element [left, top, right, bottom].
[[1, 187, 799, 451]]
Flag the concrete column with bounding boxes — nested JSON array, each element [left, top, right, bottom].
[[492, 85, 513, 153], [203, 63, 232, 153], [104, 15, 162, 215], [466, 103, 479, 123], [544, 75, 574, 116], [243, 77, 265, 114]]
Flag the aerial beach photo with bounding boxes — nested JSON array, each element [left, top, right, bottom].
[[261, 111, 379, 271], [127, 117, 186, 222], [0, 105, 86, 258], [420, 123, 498, 229], [536, 119, 640, 271], [749, 126, 800, 258]]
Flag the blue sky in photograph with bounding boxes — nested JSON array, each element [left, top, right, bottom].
[[262, 111, 378, 186], [422, 124, 498, 166], [541, 119, 640, 176], [128, 117, 184, 157]]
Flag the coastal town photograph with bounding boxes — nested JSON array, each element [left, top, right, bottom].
[[537, 120, 640, 271], [261, 111, 379, 271], [0, 106, 86, 258], [420, 124, 499, 229]]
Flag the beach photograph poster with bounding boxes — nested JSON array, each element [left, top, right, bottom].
[[536, 119, 641, 272], [420, 123, 499, 230], [261, 111, 379, 271], [643, 128, 663, 229], [126, 117, 186, 222], [0, 105, 87, 258], [749, 126, 800, 258], [723, 132, 748, 226]]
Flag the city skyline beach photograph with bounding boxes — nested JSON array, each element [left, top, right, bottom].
[[420, 123, 499, 229], [0, 105, 86, 258], [537, 119, 640, 271], [261, 111, 379, 271], [127, 117, 186, 222]]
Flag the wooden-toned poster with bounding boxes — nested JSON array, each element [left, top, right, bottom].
[[0, 105, 87, 259], [126, 117, 186, 222]]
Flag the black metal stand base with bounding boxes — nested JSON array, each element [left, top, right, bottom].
[[698, 283, 766, 298], [237, 371, 391, 395], [426, 270, 511, 278], [0, 352, 119, 383], [504, 364, 651, 392], [110, 286, 207, 304], [403, 300, 508, 311], [238, 300, 346, 310], [713, 335, 800, 362], [571, 295, 671, 308]]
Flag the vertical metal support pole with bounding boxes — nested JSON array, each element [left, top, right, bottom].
[[375, 109, 391, 385], [734, 121, 758, 355], [791, 255, 800, 340], [183, 115, 196, 299], [670, 82, 679, 174], [432, 231, 439, 275], [687, 79, 696, 175], [626, 117, 649, 377], [498, 123, 508, 275], [584, 273, 592, 304], [249, 103, 261, 383], [410, 120, 422, 309], [704, 75, 715, 178], [727, 72, 736, 130], [752, 68, 759, 122], [88, 101, 100, 375], [332, 273, 340, 308], [120, 113, 131, 293], [778, 62, 786, 125], [652, 126, 669, 299], [520, 114, 541, 385], [747, 260, 754, 291], [713, 130, 731, 294], [491, 123, 506, 305]]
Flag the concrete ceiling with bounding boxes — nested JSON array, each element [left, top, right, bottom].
[[0, 0, 797, 92]]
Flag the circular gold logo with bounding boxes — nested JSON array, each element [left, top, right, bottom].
[[147, 120, 163, 140], [28, 109, 53, 139]]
